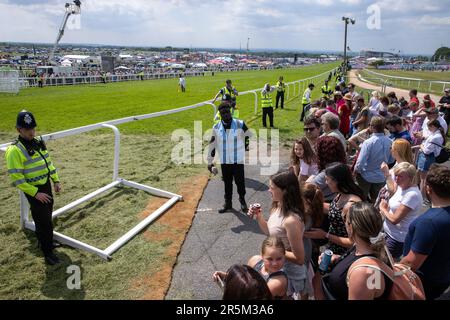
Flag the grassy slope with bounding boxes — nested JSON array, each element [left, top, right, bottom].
[[0, 63, 337, 299]]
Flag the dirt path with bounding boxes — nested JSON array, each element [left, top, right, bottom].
[[349, 70, 442, 102]]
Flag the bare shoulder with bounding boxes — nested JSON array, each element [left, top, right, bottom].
[[247, 255, 262, 268], [284, 213, 304, 227]]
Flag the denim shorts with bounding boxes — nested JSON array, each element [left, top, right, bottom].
[[385, 233, 404, 260], [417, 152, 435, 172], [283, 261, 307, 295]]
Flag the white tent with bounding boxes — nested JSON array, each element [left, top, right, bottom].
[[61, 59, 73, 66], [114, 66, 131, 70]]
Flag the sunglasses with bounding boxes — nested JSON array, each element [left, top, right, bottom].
[[304, 127, 317, 132]]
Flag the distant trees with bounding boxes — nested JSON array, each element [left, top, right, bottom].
[[432, 47, 450, 62]]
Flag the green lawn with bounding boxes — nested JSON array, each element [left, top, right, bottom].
[[359, 69, 449, 95], [0, 63, 338, 300], [0, 63, 338, 138]]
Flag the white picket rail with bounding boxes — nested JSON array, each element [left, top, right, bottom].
[[362, 68, 450, 93]]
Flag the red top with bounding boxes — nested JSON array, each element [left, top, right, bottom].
[[338, 103, 351, 136]]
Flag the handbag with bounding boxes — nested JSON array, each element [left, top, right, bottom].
[[430, 142, 450, 164]]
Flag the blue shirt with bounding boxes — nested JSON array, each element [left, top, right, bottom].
[[403, 206, 450, 284], [355, 133, 394, 183], [389, 130, 412, 144]]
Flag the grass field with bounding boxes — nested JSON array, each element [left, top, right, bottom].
[[0, 63, 338, 138], [0, 62, 338, 300], [359, 69, 450, 96]]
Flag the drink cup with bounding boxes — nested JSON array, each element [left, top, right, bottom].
[[248, 203, 261, 218], [318, 249, 333, 274]]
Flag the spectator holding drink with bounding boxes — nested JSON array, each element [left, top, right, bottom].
[[248, 171, 307, 299]]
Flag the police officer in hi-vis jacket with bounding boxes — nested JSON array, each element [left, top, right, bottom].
[[5, 111, 62, 265]]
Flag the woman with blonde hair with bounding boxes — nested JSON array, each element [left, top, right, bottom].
[[247, 236, 288, 299], [318, 202, 392, 300], [379, 162, 422, 259], [380, 138, 414, 196]]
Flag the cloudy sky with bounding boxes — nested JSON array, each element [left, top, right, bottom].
[[1, 0, 449, 55]]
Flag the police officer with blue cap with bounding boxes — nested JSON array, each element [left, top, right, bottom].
[[5, 110, 63, 265]]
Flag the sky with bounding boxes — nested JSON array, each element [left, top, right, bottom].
[[1, 0, 449, 55]]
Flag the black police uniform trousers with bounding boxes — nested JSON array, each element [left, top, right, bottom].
[[25, 178, 54, 256], [262, 107, 274, 127], [221, 164, 246, 204], [276, 91, 284, 109], [300, 103, 310, 122]]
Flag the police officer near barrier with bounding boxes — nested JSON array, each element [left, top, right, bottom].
[[300, 83, 315, 122], [207, 103, 251, 214], [212, 79, 239, 120], [5, 111, 62, 265], [275, 76, 286, 109], [321, 79, 333, 99], [261, 83, 276, 128]]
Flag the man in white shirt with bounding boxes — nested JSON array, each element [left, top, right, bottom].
[[178, 75, 186, 92]]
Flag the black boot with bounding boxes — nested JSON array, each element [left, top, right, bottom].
[[44, 252, 60, 265], [218, 201, 232, 213], [239, 198, 248, 214]]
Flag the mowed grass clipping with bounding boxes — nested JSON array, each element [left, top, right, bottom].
[[0, 63, 337, 300], [0, 133, 205, 299]]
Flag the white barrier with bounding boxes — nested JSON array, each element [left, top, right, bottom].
[[0, 66, 336, 260], [362, 69, 450, 93], [17, 63, 333, 88]]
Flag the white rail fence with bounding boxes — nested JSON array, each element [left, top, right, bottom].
[[361, 69, 450, 93], [16, 63, 334, 88], [0, 67, 336, 260]]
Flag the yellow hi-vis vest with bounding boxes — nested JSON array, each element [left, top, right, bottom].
[[5, 138, 59, 197], [276, 81, 286, 93], [221, 86, 237, 102], [302, 88, 311, 105], [214, 108, 240, 124], [261, 91, 272, 108], [321, 84, 332, 97]]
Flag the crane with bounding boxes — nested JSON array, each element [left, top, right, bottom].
[[48, 0, 82, 65]]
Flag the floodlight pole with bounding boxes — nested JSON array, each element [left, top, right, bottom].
[[342, 17, 355, 74], [49, 1, 82, 65]]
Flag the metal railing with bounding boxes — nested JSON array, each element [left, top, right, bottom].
[[17, 63, 335, 88], [362, 68, 450, 94]]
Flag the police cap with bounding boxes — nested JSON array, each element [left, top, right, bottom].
[[16, 110, 37, 129]]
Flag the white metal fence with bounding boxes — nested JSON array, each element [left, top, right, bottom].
[[0, 66, 337, 260], [361, 68, 450, 94], [0, 70, 20, 94], [17, 63, 332, 88]]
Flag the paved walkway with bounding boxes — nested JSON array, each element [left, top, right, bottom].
[[166, 149, 290, 300], [349, 70, 442, 102]]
